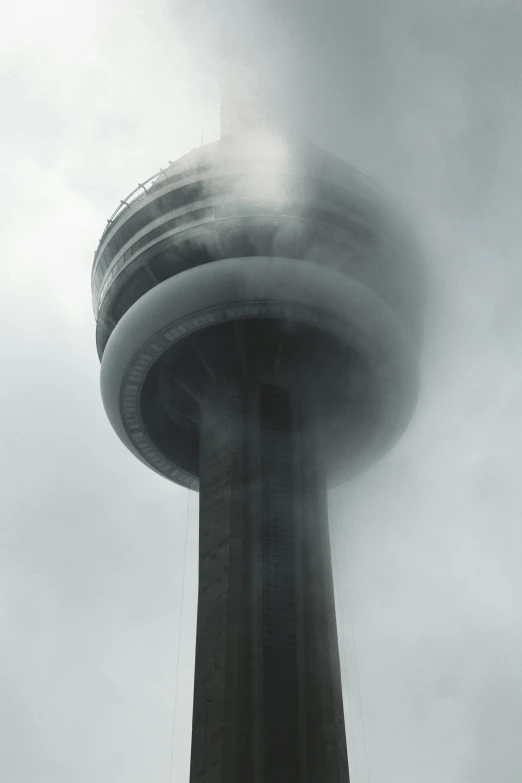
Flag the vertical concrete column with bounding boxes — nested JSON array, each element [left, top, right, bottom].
[[258, 385, 300, 781], [189, 386, 250, 783], [296, 421, 350, 783], [189, 380, 350, 783]]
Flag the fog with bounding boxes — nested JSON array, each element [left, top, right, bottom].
[[1, 0, 522, 781]]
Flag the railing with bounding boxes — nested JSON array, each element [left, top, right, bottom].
[[99, 167, 170, 242], [95, 144, 220, 250]]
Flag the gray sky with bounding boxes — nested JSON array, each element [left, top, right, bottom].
[[1, 1, 522, 781]]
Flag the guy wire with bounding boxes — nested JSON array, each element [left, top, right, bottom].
[[332, 534, 360, 783], [168, 488, 191, 783]]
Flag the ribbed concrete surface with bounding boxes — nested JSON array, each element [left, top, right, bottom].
[[190, 379, 349, 783]]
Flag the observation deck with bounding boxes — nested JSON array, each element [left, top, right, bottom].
[[92, 139, 421, 356], [93, 136, 423, 489]]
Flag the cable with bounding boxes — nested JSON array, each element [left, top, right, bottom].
[[344, 553, 372, 783], [168, 489, 191, 783], [332, 538, 360, 783]]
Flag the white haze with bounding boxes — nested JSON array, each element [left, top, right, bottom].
[[1, 1, 522, 782]]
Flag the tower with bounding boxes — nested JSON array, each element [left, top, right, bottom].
[[92, 122, 423, 780]]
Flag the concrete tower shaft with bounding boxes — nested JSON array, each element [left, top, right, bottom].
[[191, 377, 348, 781]]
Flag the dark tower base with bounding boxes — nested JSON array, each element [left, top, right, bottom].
[[190, 373, 349, 783]]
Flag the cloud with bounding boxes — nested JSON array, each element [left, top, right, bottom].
[[2, 1, 522, 781]]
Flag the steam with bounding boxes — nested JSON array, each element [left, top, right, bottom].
[[227, 129, 293, 205]]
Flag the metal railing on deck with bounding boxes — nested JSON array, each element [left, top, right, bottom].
[[92, 148, 220, 269], [100, 167, 171, 241]]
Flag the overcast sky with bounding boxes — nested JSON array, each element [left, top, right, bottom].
[[1, 1, 522, 781]]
